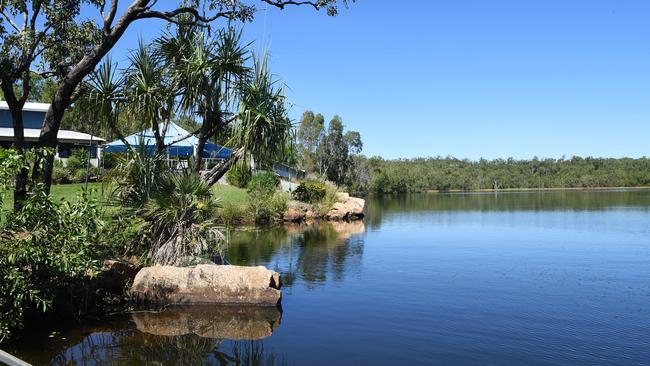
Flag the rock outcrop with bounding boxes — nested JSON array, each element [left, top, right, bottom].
[[129, 265, 281, 306], [283, 192, 365, 222], [132, 306, 282, 340], [326, 193, 365, 221]]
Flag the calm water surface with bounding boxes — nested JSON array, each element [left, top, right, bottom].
[[8, 190, 650, 365]]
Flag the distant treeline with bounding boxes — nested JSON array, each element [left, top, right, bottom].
[[350, 156, 650, 194]]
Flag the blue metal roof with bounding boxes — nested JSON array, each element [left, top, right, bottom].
[[104, 122, 232, 159]]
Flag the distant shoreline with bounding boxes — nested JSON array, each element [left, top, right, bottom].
[[426, 186, 650, 193]]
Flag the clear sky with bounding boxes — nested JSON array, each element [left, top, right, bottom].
[[102, 0, 649, 160]]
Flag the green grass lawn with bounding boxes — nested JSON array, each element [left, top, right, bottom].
[[212, 183, 249, 206], [3, 182, 249, 211], [2, 182, 106, 210]]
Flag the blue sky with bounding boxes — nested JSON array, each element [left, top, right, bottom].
[[103, 0, 649, 160]]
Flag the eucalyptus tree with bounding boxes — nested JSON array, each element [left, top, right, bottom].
[[0, 0, 352, 199], [297, 110, 325, 172]]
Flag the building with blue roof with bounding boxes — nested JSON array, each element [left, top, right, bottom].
[[104, 121, 232, 161]]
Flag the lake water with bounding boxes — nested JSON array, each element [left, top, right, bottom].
[[7, 190, 650, 365]]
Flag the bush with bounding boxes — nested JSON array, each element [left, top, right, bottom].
[[318, 181, 340, 215], [52, 160, 71, 184], [0, 192, 103, 341], [226, 165, 252, 188], [247, 172, 280, 195], [219, 202, 247, 226], [66, 148, 89, 173], [293, 180, 327, 203], [137, 173, 225, 266], [246, 172, 284, 224]]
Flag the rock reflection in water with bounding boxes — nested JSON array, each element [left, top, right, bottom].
[[133, 305, 282, 340], [14, 306, 284, 365]]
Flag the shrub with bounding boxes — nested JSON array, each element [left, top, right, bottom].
[[137, 173, 225, 266], [0, 192, 103, 341], [246, 172, 285, 224], [109, 146, 164, 207], [226, 164, 252, 188], [247, 191, 288, 224], [318, 181, 340, 215], [247, 172, 280, 195], [66, 148, 89, 173], [219, 202, 247, 226], [293, 180, 327, 203], [52, 160, 71, 184]]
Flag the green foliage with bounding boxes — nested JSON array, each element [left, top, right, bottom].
[[246, 172, 285, 223], [0, 192, 103, 341], [359, 156, 650, 194], [293, 180, 328, 203], [219, 202, 248, 226], [0, 148, 25, 207], [248, 172, 280, 195], [227, 164, 253, 188], [137, 173, 225, 266], [109, 146, 164, 207], [297, 111, 325, 172], [232, 53, 293, 168]]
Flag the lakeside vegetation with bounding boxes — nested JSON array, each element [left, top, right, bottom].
[[348, 156, 650, 195]]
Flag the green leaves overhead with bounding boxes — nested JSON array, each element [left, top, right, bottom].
[[233, 53, 292, 168]]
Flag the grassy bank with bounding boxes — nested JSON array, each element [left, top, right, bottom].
[[2, 182, 250, 211]]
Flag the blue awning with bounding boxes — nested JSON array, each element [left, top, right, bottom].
[[104, 122, 232, 159]]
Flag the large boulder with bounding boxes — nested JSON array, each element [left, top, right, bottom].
[[129, 265, 281, 306], [132, 306, 282, 340], [326, 195, 365, 221]]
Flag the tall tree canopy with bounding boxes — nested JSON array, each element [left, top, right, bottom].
[[297, 110, 325, 172], [0, 0, 352, 204]]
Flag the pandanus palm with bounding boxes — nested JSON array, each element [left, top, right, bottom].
[[125, 41, 176, 153], [159, 26, 251, 173], [203, 53, 292, 185], [86, 57, 128, 146]]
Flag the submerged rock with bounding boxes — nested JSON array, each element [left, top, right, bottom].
[[129, 265, 281, 306], [132, 305, 282, 340]]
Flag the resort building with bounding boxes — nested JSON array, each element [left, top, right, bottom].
[[0, 102, 104, 167], [104, 122, 232, 168]]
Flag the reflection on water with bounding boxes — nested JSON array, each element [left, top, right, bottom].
[[133, 306, 282, 340], [227, 221, 366, 288], [13, 307, 285, 366], [7, 190, 650, 365], [366, 190, 650, 228]]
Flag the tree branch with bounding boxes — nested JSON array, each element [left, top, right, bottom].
[[134, 7, 236, 25], [0, 9, 21, 32], [261, 0, 321, 10], [103, 0, 119, 34]]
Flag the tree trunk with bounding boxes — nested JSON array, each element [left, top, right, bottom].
[[0, 80, 29, 209], [203, 147, 244, 186], [11, 109, 28, 210], [30, 0, 154, 192], [31, 84, 74, 193]]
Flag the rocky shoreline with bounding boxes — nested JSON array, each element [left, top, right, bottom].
[[283, 192, 365, 222]]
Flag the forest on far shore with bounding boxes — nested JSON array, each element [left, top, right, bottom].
[[348, 156, 650, 194]]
